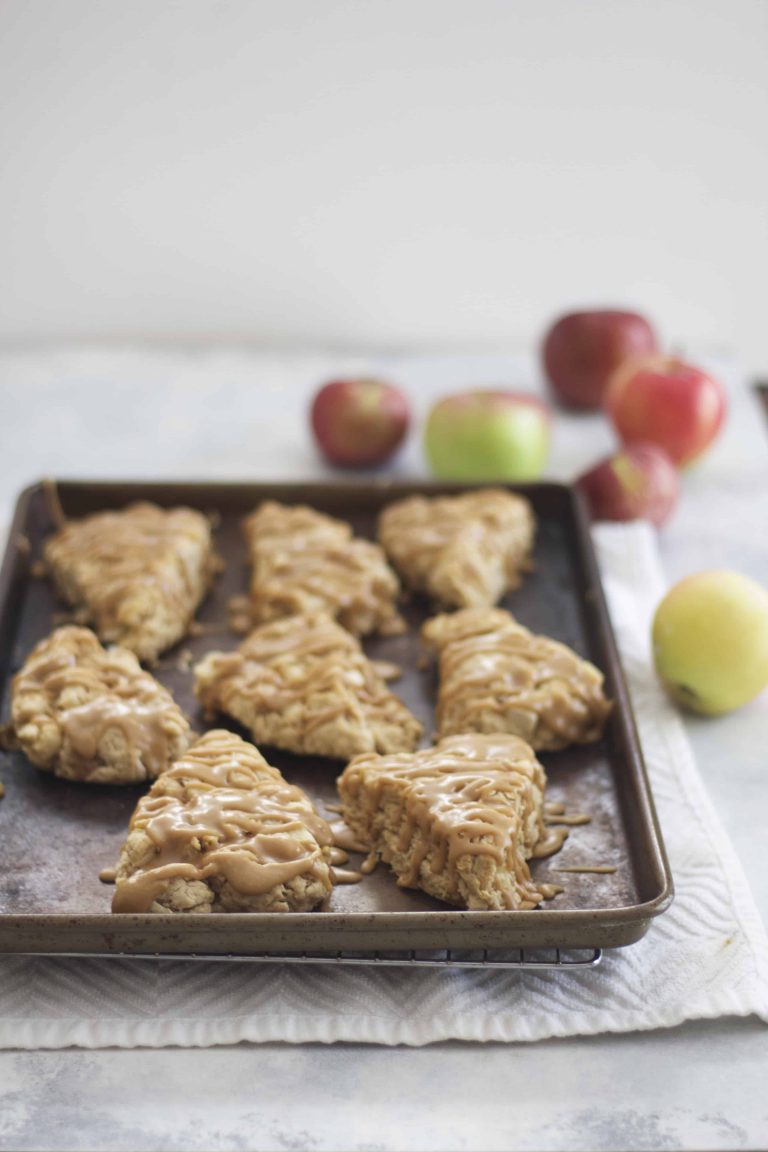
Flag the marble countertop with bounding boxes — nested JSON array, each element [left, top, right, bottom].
[[0, 347, 766, 1152]]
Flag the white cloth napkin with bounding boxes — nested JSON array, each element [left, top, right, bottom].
[[1, 523, 766, 1049]]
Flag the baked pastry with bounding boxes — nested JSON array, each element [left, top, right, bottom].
[[338, 733, 560, 910], [44, 502, 216, 662], [378, 488, 535, 609], [112, 729, 334, 913], [194, 613, 422, 760], [10, 626, 191, 784], [244, 500, 404, 637], [422, 608, 612, 751]]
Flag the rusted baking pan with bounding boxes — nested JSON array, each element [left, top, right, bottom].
[[0, 479, 673, 955]]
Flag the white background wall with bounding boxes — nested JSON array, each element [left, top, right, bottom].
[[1, 0, 766, 372]]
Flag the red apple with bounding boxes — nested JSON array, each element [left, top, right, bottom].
[[575, 443, 679, 527], [310, 378, 410, 467], [606, 356, 726, 467], [423, 390, 551, 481], [542, 310, 658, 410]]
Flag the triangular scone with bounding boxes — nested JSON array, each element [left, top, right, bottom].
[[112, 730, 334, 913], [378, 488, 535, 609], [44, 502, 216, 662], [11, 626, 192, 784], [244, 501, 404, 637], [338, 734, 561, 910], [422, 608, 612, 751], [194, 613, 422, 760]]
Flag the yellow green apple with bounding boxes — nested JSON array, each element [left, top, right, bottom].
[[423, 390, 551, 481], [652, 571, 768, 715]]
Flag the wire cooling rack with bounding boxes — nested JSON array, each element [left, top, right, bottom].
[[43, 947, 603, 969]]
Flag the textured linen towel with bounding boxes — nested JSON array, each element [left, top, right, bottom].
[[1, 522, 767, 1048]]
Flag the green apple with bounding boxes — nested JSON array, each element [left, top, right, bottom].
[[652, 570, 768, 715], [423, 390, 551, 481]]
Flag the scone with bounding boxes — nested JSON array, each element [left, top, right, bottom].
[[112, 729, 334, 914], [244, 500, 404, 637], [10, 626, 192, 784], [378, 488, 535, 609], [338, 733, 559, 910], [194, 613, 422, 760], [422, 608, 612, 751], [44, 502, 216, 662]]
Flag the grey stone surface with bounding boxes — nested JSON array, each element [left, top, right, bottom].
[[0, 348, 766, 1151]]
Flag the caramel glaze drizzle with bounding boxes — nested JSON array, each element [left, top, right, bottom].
[[226, 595, 255, 635], [545, 813, 591, 827], [11, 626, 190, 781], [422, 608, 612, 751], [328, 820, 368, 854], [112, 730, 334, 913], [244, 501, 404, 637], [338, 733, 564, 911], [194, 613, 421, 754], [43, 502, 215, 660], [330, 868, 364, 885], [370, 660, 402, 683]]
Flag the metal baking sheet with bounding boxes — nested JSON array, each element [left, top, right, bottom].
[[0, 480, 673, 954]]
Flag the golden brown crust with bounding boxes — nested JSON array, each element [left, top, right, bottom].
[[338, 733, 558, 910], [244, 501, 404, 637], [44, 502, 216, 662], [378, 489, 535, 609], [193, 613, 422, 760], [11, 626, 192, 784], [112, 730, 334, 913], [422, 608, 612, 751]]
